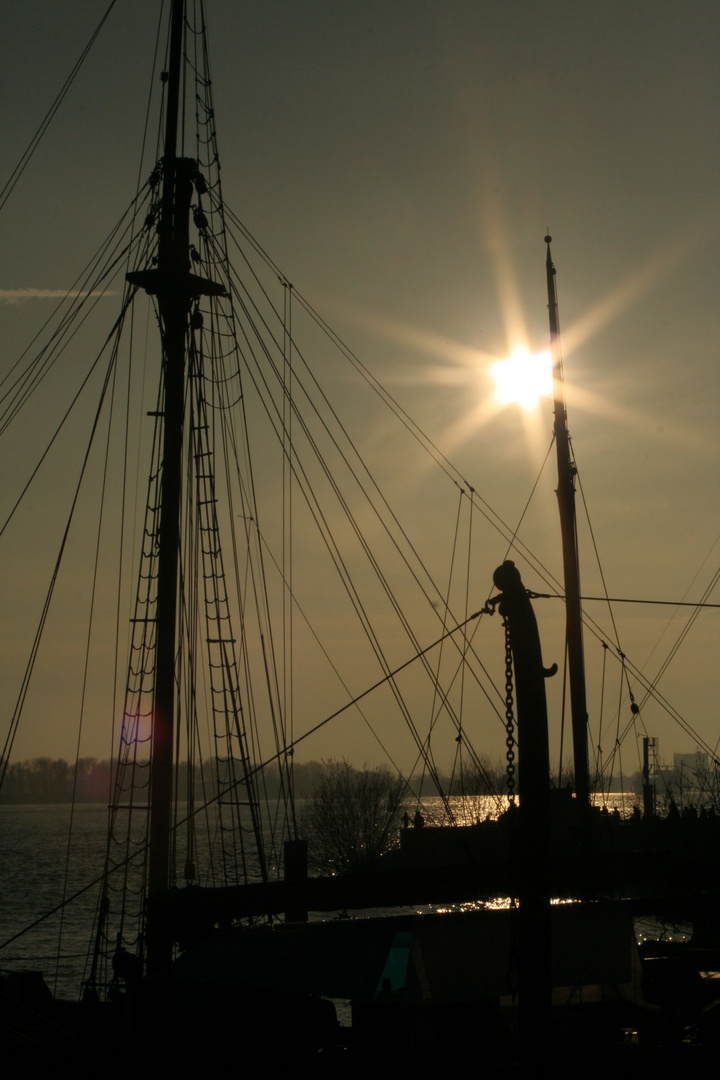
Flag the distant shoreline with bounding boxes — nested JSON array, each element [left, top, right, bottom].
[[0, 755, 675, 809]]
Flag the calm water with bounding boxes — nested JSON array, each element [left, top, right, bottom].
[[0, 803, 109, 997]]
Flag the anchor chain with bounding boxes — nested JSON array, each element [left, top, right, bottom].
[[503, 616, 516, 801]]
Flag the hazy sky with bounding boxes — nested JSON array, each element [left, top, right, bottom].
[[1, 1, 718, 779]]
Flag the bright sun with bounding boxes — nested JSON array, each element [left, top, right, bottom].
[[490, 346, 553, 410]]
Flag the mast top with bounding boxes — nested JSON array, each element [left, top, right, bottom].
[[545, 235, 556, 276]]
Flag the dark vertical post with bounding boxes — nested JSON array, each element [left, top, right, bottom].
[[284, 839, 309, 923], [493, 560, 555, 1062], [545, 236, 591, 809], [642, 736, 655, 817]]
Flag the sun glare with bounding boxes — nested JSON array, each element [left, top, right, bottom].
[[491, 346, 553, 410]]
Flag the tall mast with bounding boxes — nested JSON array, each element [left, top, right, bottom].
[[128, 0, 224, 974], [146, 0, 187, 975], [545, 236, 590, 808]]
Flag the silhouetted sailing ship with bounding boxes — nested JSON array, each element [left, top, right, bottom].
[[2, 2, 719, 1072]]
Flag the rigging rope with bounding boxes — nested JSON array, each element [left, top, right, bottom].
[[208, 220, 510, 733], [0, 190, 152, 433], [0, 299, 133, 786], [55, 309, 126, 995], [0, 0, 118, 215]]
